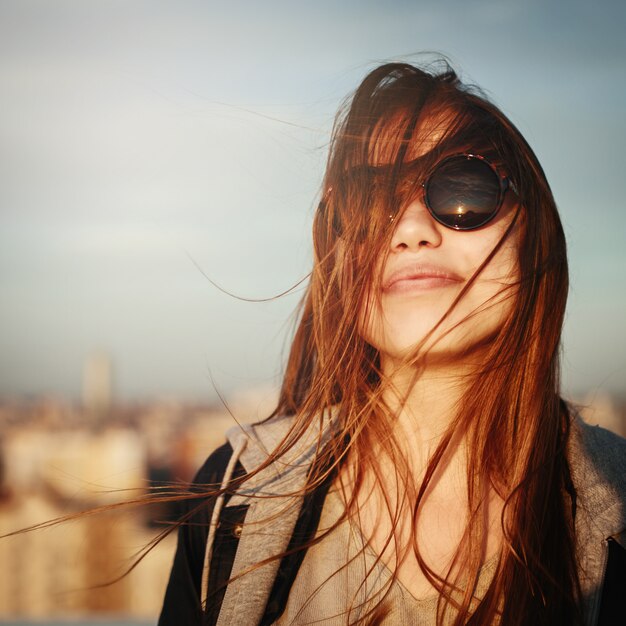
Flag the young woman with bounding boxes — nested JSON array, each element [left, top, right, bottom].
[[159, 61, 626, 625]]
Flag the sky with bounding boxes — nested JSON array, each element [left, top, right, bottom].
[[1, 0, 625, 402]]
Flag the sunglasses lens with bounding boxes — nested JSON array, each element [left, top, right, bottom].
[[425, 156, 502, 230]]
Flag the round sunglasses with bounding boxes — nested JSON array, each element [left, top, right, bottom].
[[420, 153, 513, 231], [320, 153, 515, 232]]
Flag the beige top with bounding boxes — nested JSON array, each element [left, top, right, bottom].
[[274, 489, 498, 626]]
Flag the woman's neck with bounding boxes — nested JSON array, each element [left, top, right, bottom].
[[380, 356, 472, 468]]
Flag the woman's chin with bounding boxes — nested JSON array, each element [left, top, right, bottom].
[[375, 324, 501, 371]]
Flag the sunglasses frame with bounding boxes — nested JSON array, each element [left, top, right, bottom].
[[421, 153, 512, 231]]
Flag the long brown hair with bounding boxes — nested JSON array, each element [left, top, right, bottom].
[[263, 61, 581, 624]]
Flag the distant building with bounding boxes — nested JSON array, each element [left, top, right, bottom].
[[82, 351, 113, 420], [0, 423, 175, 620]]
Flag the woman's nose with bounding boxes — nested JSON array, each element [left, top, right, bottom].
[[390, 198, 443, 251]]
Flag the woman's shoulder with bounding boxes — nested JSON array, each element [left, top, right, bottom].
[[188, 414, 298, 485], [568, 414, 626, 491], [222, 411, 334, 477], [567, 414, 626, 545], [565, 413, 626, 622], [192, 441, 237, 485], [225, 413, 297, 456]]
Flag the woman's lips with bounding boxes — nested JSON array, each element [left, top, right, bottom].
[[383, 265, 463, 294]]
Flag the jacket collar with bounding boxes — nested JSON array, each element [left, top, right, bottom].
[[566, 416, 626, 624], [215, 413, 330, 626]]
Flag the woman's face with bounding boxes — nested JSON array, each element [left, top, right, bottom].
[[359, 151, 521, 369]]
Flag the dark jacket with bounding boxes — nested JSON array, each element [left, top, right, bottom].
[[159, 415, 626, 625]]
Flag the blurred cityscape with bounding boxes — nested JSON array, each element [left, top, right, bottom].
[[0, 353, 624, 622], [0, 352, 274, 622]]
